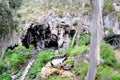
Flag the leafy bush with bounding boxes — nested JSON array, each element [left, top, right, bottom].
[[112, 74, 120, 80], [97, 65, 112, 80], [114, 62, 120, 70], [79, 34, 91, 46], [0, 3, 17, 38], [0, 71, 11, 80], [75, 63, 88, 80], [9, 0, 23, 9], [67, 45, 88, 56], [109, 29, 114, 37], [28, 51, 55, 78], [100, 43, 117, 66], [0, 45, 34, 75], [49, 75, 71, 80]]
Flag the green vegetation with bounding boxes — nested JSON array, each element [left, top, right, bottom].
[[28, 51, 55, 79], [97, 65, 112, 80], [112, 74, 120, 80], [0, 3, 17, 38], [117, 13, 120, 21], [0, 34, 120, 80], [75, 63, 88, 80], [0, 45, 34, 79], [100, 43, 117, 66], [79, 34, 91, 46], [67, 45, 88, 56], [49, 75, 72, 80], [104, 27, 114, 37], [9, 0, 23, 9], [0, 71, 11, 80], [109, 29, 115, 37], [103, 2, 114, 15]]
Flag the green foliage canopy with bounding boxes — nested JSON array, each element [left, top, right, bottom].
[[0, 3, 17, 38]]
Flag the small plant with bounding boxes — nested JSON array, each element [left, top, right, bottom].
[[100, 43, 117, 66], [58, 11, 63, 18], [0, 71, 11, 80], [114, 62, 120, 71], [67, 45, 88, 56], [49, 74, 72, 80], [111, 74, 120, 80], [117, 13, 120, 21], [75, 63, 88, 80], [79, 34, 91, 46], [109, 29, 114, 37], [103, 2, 114, 15]]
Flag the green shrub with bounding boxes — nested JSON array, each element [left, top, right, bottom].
[[0, 3, 17, 38], [79, 34, 91, 46], [49, 75, 71, 80], [109, 29, 114, 37], [114, 62, 120, 71], [97, 65, 112, 80], [67, 45, 88, 56], [9, 0, 23, 9], [100, 43, 117, 66], [0, 71, 11, 80], [0, 45, 34, 74], [112, 74, 120, 80], [75, 63, 88, 80], [28, 51, 55, 78]]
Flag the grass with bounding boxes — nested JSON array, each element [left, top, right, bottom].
[[67, 45, 88, 56], [75, 63, 88, 80], [49, 75, 72, 80], [103, 2, 114, 15]]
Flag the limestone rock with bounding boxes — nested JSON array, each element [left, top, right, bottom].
[[113, 3, 120, 12]]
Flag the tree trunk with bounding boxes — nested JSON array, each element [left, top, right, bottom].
[[86, 0, 103, 80]]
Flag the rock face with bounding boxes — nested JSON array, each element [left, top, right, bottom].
[[21, 12, 91, 54], [104, 12, 118, 29], [104, 12, 120, 35], [113, 22, 120, 34], [0, 30, 21, 59], [0, 12, 91, 58], [113, 3, 120, 12], [22, 19, 76, 54]]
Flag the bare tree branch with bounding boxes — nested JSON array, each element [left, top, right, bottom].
[[19, 59, 35, 80]]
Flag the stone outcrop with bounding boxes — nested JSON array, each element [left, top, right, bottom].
[[113, 3, 120, 12]]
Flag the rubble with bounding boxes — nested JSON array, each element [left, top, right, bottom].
[[40, 61, 75, 78]]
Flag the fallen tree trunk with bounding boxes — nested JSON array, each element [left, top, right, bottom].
[[19, 59, 35, 80]]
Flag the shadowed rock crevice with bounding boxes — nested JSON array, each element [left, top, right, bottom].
[[22, 21, 76, 54]]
